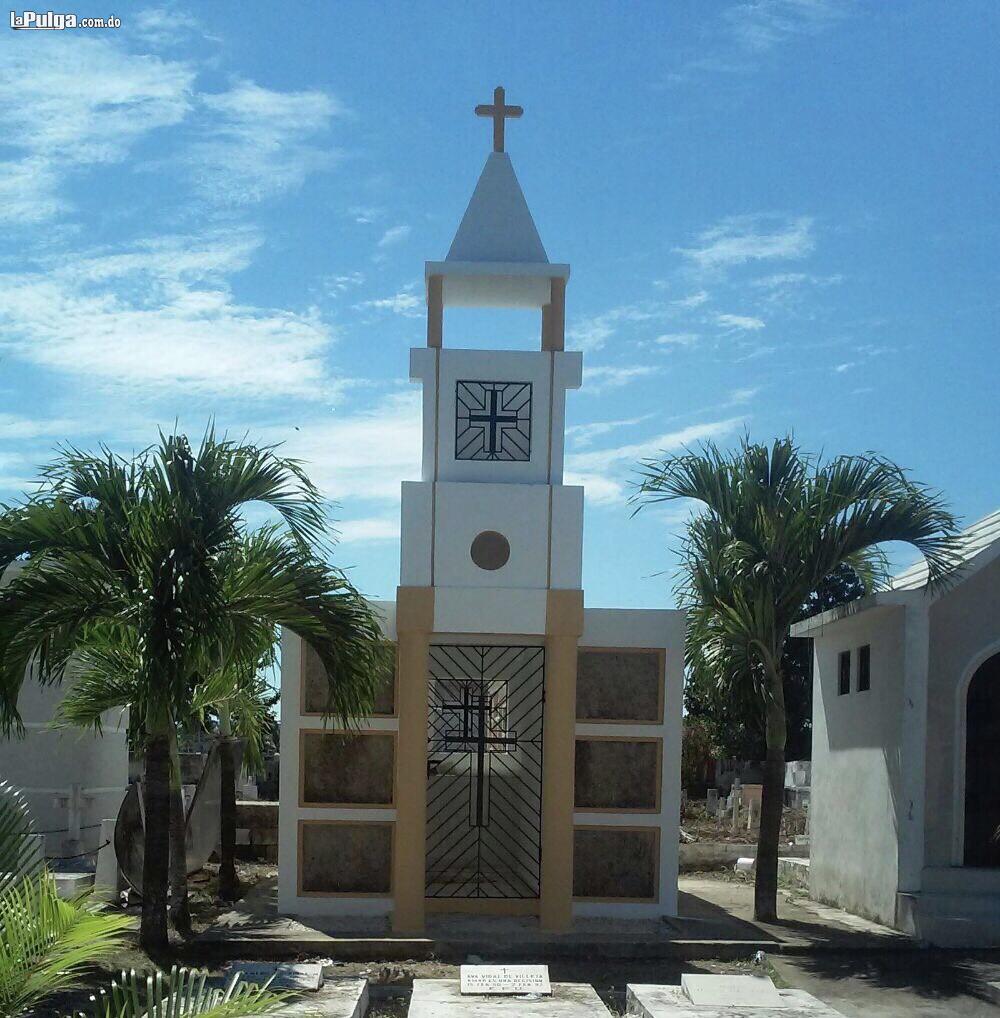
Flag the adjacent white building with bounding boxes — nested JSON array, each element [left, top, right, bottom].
[[795, 510, 1000, 946], [0, 564, 129, 861]]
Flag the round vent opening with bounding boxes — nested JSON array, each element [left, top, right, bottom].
[[470, 530, 511, 571]]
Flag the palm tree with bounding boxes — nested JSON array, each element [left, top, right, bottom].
[[635, 435, 960, 921], [0, 431, 388, 949], [56, 621, 281, 905]]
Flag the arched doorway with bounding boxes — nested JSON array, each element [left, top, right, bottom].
[[964, 652, 1000, 867]]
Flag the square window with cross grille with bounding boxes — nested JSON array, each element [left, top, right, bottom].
[[455, 381, 532, 461]]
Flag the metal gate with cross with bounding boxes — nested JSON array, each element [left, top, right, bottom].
[[425, 644, 544, 899]]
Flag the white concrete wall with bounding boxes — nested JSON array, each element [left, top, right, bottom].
[[809, 606, 908, 926], [924, 553, 1000, 867], [277, 601, 398, 919], [0, 671, 128, 858], [573, 608, 684, 919]]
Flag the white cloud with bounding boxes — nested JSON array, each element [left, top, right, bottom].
[[716, 313, 765, 331], [257, 391, 422, 504], [348, 206, 384, 224], [834, 362, 855, 373], [355, 288, 423, 318], [752, 272, 808, 288], [133, 7, 208, 47], [0, 233, 344, 398], [324, 272, 365, 295], [563, 470, 626, 506], [0, 36, 193, 163], [672, 290, 711, 308], [567, 414, 656, 448], [566, 417, 745, 506], [678, 214, 814, 270], [189, 81, 344, 204], [569, 418, 745, 475], [568, 303, 662, 352], [582, 364, 660, 391], [724, 0, 848, 53], [729, 386, 760, 404], [737, 345, 777, 361], [0, 158, 67, 224], [0, 36, 193, 221], [655, 332, 700, 348], [377, 225, 411, 248], [0, 413, 99, 441], [336, 516, 401, 544]]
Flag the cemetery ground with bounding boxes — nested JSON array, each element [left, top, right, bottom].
[[22, 859, 1000, 1016]]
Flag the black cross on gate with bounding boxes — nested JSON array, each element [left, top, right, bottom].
[[468, 388, 519, 457], [441, 684, 517, 828]]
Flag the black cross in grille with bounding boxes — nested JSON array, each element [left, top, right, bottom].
[[455, 381, 531, 461], [469, 388, 519, 456]]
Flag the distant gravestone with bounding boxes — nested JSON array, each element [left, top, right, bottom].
[[706, 788, 719, 812], [460, 965, 551, 996], [228, 961, 324, 991], [681, 974, 783, 1007], [627, 982, 845, 1017]]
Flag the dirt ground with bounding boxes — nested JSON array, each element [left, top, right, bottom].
[[25, 865, 1000, 1017]]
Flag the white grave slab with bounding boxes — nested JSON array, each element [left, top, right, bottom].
[[228, 961, 324, 991], [272, 978, 368, 1018], [627, 982, 848, 1017], [412, 978, 609, 1018], [461, 964, 552, 996], [682, 975, 783, 1007]]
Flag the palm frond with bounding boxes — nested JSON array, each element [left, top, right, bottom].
[[0, 873, 132, 1017], [638, 434, 960, 728], [0, 782, 41, 895], [73, 966, 291, 1018], [218, 528, 387, 726]]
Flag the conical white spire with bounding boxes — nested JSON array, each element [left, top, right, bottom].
[[446, 153, 548, 264]]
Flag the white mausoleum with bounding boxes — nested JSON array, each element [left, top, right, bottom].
[[795, 509, 1000, 946], [279, 89, 684, 931]]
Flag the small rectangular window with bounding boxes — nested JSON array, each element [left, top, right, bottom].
[[838, 650, 851, 695], [858, 644, 871, 692]]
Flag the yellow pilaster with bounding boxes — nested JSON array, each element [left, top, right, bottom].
[[540, 588, 583, 931], [391, 586, 434, 933], [426, 275, 443, 348], [542, 277, 567, 352]]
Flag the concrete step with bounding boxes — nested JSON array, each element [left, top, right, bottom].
[[898, 890, 1000, 947]]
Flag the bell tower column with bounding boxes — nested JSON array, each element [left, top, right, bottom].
[[540, 589, 583, 931], [391, 586, 434, 933]]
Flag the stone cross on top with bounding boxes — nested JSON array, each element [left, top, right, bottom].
[[475, 85, 523, 153]]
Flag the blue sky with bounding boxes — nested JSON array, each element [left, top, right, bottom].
[[1, 1, 997, 609]]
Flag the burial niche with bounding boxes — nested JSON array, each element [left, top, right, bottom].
[[964, 652, 1000, 867]]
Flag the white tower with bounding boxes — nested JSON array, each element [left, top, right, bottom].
[[393, 87, 585, 933], [399, 94, 582, 631], [278, 89, 682, 935]]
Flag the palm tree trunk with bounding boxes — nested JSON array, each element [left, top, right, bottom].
[[167, 729, 191, 935], [754, 669, 787, 923], [217, 705, 241, 902], [140, 728, 170, 950]]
